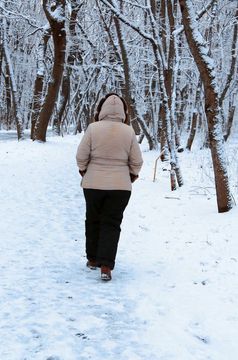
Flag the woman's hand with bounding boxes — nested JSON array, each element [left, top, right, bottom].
[[130, 173, 138, 183], [79, 169, 86, 177]]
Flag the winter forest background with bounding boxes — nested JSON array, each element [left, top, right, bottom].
[[1, 0, 238, 213], [1, 1, 238, 359]]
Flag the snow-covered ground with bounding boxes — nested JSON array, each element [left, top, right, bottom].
[[0, 134, 238, 360]]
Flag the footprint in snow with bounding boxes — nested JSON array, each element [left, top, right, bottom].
[[187, 322, 210, 345], [139, 225, 150, 232], [194, 334, 210, 344], [75, 332, 89, 340]]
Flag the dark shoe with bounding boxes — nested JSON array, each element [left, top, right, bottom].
[[101, 266, 112, 281], [86, 260, 97, 270]]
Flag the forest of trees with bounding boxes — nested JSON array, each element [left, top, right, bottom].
[[0, 0, 237, 212]]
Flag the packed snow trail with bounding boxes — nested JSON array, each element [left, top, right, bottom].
[[0, 135, 238, 360]]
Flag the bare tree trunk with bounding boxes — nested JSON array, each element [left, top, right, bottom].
[[224, 103, 235, 142], [0, 26, 3, 80], [177, 84, 189, 130], [219, 5, 238, 141], [186, 113, 197, 151], [52, 1, 81, 135], [170, 169, 177, 191], [34, 0, 66, 142], [159, 106, 169, 161], [31, 27, 51, 139], [2, 18, 24, 140], [186, 83, 201, 150], [113, 15, 140, 134], [136, 113, 156, 150], [219, 6, 238, 106], [165, 0, 184, 186], [52, 72, 70, 135], [179, 0, 232, 213], [5, 65, 12, 129], [159, 0, 167, 55]]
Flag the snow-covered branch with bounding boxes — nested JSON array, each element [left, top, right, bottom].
[[43, 0, 66, 23], [174, 0, 220, 36], [0, 5, 40, 29], [99, 0, 157, 45]]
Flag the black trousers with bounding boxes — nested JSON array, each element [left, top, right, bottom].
[[83, 189, 131, 270]]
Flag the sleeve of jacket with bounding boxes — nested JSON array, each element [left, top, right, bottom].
[[128, 130, 143, 175], [76, 125, 91, 171]]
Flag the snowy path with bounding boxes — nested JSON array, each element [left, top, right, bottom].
[[0, 136, 238, 360]]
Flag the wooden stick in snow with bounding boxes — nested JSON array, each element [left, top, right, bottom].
[[153, 150, 165, 182]]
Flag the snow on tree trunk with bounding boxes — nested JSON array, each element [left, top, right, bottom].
[[52, 2, 81, 136], [31, 26, 51, 140], [179, 0, 232, 213], [186, 112, 197, 151], [2, 18, 24, 140], [52, 70, 70, 135], [34, 0, 66, 142], [224, 103, 236, 142], [186, 83, 201, 151]]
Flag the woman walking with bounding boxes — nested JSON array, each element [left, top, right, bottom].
[[76, 93, 143, 281]]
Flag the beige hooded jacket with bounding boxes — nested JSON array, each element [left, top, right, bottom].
[[76, 95, 143, 191]]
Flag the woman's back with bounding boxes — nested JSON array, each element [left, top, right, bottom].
[[76, 117, 142, 190]]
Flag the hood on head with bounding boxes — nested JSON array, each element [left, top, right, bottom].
[[98, 95, 126, 122]]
